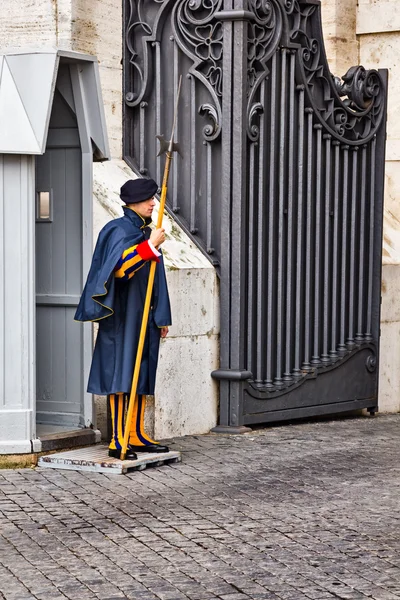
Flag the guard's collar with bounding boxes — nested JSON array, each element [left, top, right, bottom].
[[123, 205, 152, 229]]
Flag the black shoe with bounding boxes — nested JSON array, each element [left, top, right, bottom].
[[129, 444, 169, 453], [108, 447, 138, 460]]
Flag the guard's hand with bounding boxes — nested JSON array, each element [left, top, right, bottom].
[[150, 228, 166, 248], [160, 326, 169, 339]]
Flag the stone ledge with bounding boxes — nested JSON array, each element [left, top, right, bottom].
[[39, 428, 101, 452], [0, 428, 102, 469]]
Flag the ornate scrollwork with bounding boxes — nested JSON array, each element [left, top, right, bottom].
[[249, 0, 279, 24], [246, 0, 282, 141], [172, 0, 223, 97], [125, 0, 223, 140], [334, 66, 382, 111], [366, 354, 377, 373], [284, 1, 385, 143], [172, 0, 223, 140], [247, 102, 264, 142], [247, 0, 282, 91], [199, 103, 221, 141], [125, 0, 155, 107]]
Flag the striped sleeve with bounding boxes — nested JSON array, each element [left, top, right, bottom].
[[114, 240, 160, 281]]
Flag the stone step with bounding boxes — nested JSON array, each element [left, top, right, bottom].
[[38, 428, 101, 453]]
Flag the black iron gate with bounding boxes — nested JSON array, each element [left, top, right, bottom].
[[123, 0, 388, 428]]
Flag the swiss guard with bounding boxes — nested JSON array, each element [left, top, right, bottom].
[[75, 178, 172, 460]]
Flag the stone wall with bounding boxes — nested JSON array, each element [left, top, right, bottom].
[[355, 0, 400, 413], [321, 0, 359, 76], [71, 0, 123, 159]]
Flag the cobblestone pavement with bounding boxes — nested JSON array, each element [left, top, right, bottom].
[[1, 414, 400, 600]]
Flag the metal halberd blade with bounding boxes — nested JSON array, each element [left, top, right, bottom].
[[156, 135, 182, 157]]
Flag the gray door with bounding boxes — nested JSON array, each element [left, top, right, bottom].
[[35, 89, 84, 428]]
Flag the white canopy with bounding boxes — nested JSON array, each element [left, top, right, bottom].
[[0, 49, 110, 159]]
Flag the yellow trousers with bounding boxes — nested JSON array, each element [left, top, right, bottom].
[[108, 393, 159, 449]]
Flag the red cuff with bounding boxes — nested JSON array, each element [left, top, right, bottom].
[[136, 240, 160, 262]]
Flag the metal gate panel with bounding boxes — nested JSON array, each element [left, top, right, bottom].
[[123, 0, 388, 427], [239, 3, 387, 424]]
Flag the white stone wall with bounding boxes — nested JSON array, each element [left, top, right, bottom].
[[321, 0, 359, 76], [71, 0, 123, 159], [320, 0, 400, 413], [155, 268, 219, 439], [0, 1, 71, 50], [355, 1, 400, 413]]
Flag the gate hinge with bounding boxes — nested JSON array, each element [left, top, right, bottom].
[[211, 369, 253, 381]]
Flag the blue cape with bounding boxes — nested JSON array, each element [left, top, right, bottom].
[[75, 207, 172, 395]]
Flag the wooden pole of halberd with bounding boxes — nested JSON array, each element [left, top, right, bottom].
[[120, 152, 173, 461]]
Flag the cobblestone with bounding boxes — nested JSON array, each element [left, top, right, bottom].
[[0, 414, 400, 599]]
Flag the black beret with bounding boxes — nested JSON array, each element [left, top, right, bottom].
[[120, 178, 158, 204]]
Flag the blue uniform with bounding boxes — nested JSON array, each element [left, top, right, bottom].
[[75, 207, 172, 395]]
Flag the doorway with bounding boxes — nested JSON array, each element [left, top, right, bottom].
[[35, 78, 86, 432]]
